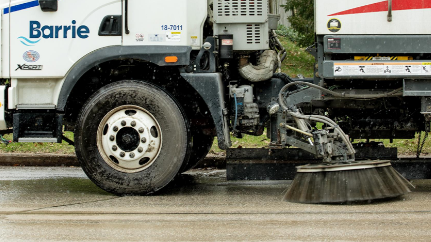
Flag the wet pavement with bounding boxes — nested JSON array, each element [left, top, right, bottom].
[[0, 166, 431, 241]]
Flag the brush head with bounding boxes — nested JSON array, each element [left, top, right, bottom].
[[284, 160, 411, 204]]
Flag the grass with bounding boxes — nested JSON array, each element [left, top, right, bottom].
[[360, 134, 431, 156], [208, 130, 431, 156], [0, 132, 75, 154], [1, 129, 429, 156], [209, 131, 271, 155], [207, 132, 431, 157], [278, 36, 315, 78]]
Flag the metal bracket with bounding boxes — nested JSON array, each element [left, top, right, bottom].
[[387, 0, 393, 22], [61, 134, 75, 146], [404, 80, 431, 97], [194, 37, 217, 73]]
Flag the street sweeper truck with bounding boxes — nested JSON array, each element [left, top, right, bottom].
[[0, 0, 426, 203]]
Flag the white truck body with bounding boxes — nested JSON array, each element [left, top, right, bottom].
[[316, 0, 431, 35]]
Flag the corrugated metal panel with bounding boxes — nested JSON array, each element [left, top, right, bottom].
[[269, 0, 291, 27]]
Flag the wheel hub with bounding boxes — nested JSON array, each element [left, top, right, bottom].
[[97, 105, 163, 173], [117, 127, 140, 152]]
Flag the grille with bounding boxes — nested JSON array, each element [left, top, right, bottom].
[[246, 24, 261, 44], [213, 0, 269, 50], [217, 0, 264, 17]]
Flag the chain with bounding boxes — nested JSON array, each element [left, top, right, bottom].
[[417, 131, 429, 158]]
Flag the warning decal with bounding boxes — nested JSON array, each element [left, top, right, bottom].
[[166, 32, 181, 42], [334, 62, 431, 76], [191, 36, 198, 45]]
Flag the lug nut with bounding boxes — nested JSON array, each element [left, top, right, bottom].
[[121, 120, 126, 126], [120, 152, 125, 157], [138, 147, 144, 153], [112, 145, 118, 151], [113, 126, 119, 132], [131, 121, 136, 127], [110, 135, 115, 141], [139, 127, 144, 133], [129, 152, 135, 158], [141, 137, 147, 143]]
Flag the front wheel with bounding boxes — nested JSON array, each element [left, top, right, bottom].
[[75, 81, 189, 195]]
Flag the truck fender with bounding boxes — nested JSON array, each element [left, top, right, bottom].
[[57, 45, 192, 111]]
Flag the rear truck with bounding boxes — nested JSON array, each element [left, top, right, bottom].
[[0, 0, 424, 203]]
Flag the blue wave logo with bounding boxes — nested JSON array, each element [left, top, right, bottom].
[[18, 36, 41, 46]]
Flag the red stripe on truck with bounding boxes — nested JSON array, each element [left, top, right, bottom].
[[329, 0, 431, 16]]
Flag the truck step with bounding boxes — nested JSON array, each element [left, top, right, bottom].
[[13, 113, 64, 143], [18, 138, 59, 143]]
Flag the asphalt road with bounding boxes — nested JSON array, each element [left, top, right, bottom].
[[1, 166, 431, 241]]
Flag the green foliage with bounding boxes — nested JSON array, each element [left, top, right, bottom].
[[275, 25, 299, 42], [283, 0, 315, 47]]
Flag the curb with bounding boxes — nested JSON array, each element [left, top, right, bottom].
[[0, 153, 226, 169]]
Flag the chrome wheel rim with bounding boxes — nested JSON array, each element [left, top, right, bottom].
[[97, 105, 162, 173]]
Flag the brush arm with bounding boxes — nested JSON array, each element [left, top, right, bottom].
[[283, 132, 355, 163], [285, 136, 316, 155]]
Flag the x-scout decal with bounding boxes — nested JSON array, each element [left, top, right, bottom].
[[329, 0, 431, 16]]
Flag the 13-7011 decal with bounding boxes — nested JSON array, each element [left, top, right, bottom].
[[334, 62, 431, 76]]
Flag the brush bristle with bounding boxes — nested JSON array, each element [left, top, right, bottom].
[[284, 165, 411, 204]]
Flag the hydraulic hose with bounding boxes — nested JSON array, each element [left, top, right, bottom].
[[275, 80, 402, 155], [271, 30, 286, 73], [233, 93, 238, 131], [272, 30, 287, 63], [287, 111, 356, 154], [278, 81, 403, 154], [279, 81, 403, 101]]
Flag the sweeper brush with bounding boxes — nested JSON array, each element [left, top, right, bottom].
[[284, 160, 412, 204], [278, 81, 413, 204]]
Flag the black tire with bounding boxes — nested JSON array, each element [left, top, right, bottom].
[[75, 81, 189, 195], [180, 133, 214, 172]]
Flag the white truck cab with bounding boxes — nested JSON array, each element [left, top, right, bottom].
[[4, 0, 206, 112]]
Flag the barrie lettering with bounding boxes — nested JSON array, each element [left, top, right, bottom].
[[30, 20, 90, 39]]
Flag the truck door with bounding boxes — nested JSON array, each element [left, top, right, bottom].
[[9, 0, 122, 78], [122, 0, 207, 49]]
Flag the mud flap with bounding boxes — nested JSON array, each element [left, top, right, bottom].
[[181, 73, 231, 150]]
